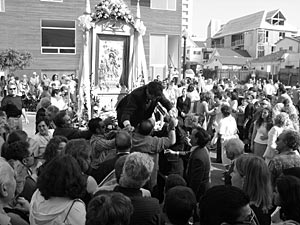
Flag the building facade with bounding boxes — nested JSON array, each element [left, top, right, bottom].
[[275, 36, 300, 53], [0, 0, 182, 81], [207, 9, 298, 58], [181, 0, 192, 32]]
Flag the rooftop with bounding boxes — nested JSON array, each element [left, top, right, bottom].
[[213, 9, 297, 38]]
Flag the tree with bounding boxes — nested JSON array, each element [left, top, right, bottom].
[[0, 48, 32, 72]]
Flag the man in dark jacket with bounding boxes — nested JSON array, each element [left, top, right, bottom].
[[116, 81, 175, 130], [186, 127, 211, 202], [53, 110, 92, 140], [176, 87, 191, 121]]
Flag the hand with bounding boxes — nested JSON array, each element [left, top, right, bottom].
[[104, 116, 114, 126], [260, 134, 268, 140], [164, 149, 177, 155], [185, 136, 191, 146], [168, 107, 178, 118], [181, 112, 185, 117], [124, 124, 134, 132], [25, 118, 29, 124], [169, 118, 178, 130], [14, 197, 30, 213]]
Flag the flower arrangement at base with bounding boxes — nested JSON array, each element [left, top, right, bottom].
[[91, 0, 135, 25]]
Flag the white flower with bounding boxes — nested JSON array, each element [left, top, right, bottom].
[[78, 14, 94, 31]]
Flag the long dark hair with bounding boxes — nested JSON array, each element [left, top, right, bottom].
[[37, 155, 86, 200], [256, 108, 273, 131]]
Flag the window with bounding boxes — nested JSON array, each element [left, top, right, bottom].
[[271, 46, 275, 53], [193, 51, 201, 55], [131, 0, 150, 7], [289, 46, 293, 51], [258, 30, 265, 43], [279, 32, 285, 39], [257, 45, 265, 57], [151, 0, 176, 10], [40, 0, 63, 2], [150, 34, 167, 65], [41, 20, 75, 54], [265, 31, 269, 42], [0, 0, 5, 12]]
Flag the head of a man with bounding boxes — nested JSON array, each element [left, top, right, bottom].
[[7, 83, 17, 97], [199, 185, 255, 225], [276, 130, 300, 153], [119, 152, 154, 189], [0, 157, 16, 204], [45, 105, 59, 122], [190, 127, 211, 148], [40, 97, 51, 109], [165, 186, 197, 225], [224, 138, 245, 161], [88, 118, 106, 135], [54, 110, 71, 128], [138, 119, 154, 136], [86, 192, 133, 225], [115, 131, 131, 154], [146, 81, 164, 101]]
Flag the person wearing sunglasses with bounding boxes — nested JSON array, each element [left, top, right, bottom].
[[1, 83, 29, 131]]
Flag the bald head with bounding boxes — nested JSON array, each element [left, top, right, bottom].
[[138, 119, 154, 136], [115, 131, 131, 153]]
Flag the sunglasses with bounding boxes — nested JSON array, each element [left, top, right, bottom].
[[9, 88, 16, 90]]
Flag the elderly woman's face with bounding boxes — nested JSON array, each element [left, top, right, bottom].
[[37, 121, 49, 136]]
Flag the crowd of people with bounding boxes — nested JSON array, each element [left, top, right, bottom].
[[0, 73, 300, 225], [0, 72, 78, 112]]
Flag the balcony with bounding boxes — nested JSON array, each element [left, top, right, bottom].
[[231, 39, 244, 47], [212, 43, 224, 48]]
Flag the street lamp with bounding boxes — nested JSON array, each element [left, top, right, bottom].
[[182, 29, 188, 80]]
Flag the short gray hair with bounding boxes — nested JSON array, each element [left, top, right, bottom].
[[119, 152, 154, 188], [223, 138, 244, 159]]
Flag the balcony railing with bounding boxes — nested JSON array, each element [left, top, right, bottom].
[[212, 43, 224, 48], [231, 39, 244, 47]]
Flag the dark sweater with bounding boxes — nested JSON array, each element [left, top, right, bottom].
[[114, 186, 163, 225], [53, 127, 92, 140]]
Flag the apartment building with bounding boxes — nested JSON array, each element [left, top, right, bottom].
[[0, 0, 182, 80], [207, 9, 298, 58]]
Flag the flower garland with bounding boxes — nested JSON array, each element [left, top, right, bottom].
[[78, 14, 94, 32], [91, 0, 135, 25]]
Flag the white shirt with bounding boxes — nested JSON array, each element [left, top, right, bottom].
[[263, 84, 275, 95], [51, 97, 67, 110]]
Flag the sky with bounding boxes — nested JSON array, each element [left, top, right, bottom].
[[192, 0, 300, 40]]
